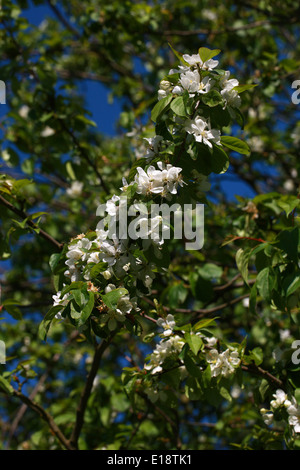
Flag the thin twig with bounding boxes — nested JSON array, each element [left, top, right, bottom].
[[0, 194, 64, 251], [241, 363, 284, 388]]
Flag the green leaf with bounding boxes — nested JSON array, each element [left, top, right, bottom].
[[193, 317, 218, 332], [220, 136, 251, 155], [66, 161, 77, 181], [168, 282, 188, 308], [189, 272, 213, 302], [101, 288, 128, 310], [128, 157, 147, 181], [70, 286, 95, 328], [259, 379, 270, 401], [2, 300, 22, 320], [168, 43, 190, 66], [235, 248, 250, 285], [184, 332, 203, 356], [198, 47, 221, 63], [185, 376, 203, 400], [49, 252, 63, 274], [294, 388, 300, 406], [184, 353, 203, 378], [88, 262, 109, 279], [249, 284, 257, 315], [11, 179, 33, 194], [201, 89, 223, 107], [0, 376, 14, 395], [151, 94, 173, 122], [233, 84, 258, 93], [170, 96, 187, 117], [275, 227, 299, 263], [283, 273, 300, 297], [195, 143, 229, 175], [60, 281, 85, 297], [197, 263, 223, 281], [256, 267, 275, 301], [250, 347, 263, 366], [38, 305, 63, 341], [219, 385, 232, 402], [210, 144, 230, 174]]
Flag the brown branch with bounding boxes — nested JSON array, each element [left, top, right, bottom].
[[0, 193, 64, 251], [6, 332, 80, 448], [161, 20, 272, 37], [142, 293, 249, 318], [7, 371, 49, 448], [45, 0, 81, 38], [69, 333, 116, 449], [11, 389, 75, 450], [241, 363, 284, 388]]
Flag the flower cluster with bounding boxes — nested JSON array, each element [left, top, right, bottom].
[[122, 161, 185, 199], [50, 47, 245, 387], [144, 334, 185, 375], [261, 389, 300, 434], [100, 283, 138, 331], [157, 50, 241, 148], [205, 347, 241, 378]]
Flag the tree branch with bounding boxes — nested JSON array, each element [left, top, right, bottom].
[[11, 389, 75, 450], [69, 333, 116, 449], [0, 194, 64, 251]]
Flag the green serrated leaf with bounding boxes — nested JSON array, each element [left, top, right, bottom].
[[236, 248, 250, 285]]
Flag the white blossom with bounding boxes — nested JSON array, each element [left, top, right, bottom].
[[134, 162, 184, 197], [287, 398, 300, 433], [157, 314, 176, 337], [144, 135, 164, 161], [179, 70, 214, 96], [182, 53, 219, 71], [206, 348, 241, 378], [66, 181, 83, 198], [144, 335, 184, 374], [260, 408, 274, 426], [41, 126, 55, 137], [101, 285, 134, 331], [185, 116, 221, 148], [270, 389, 289, 409], [52, 288, 70, 318]]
